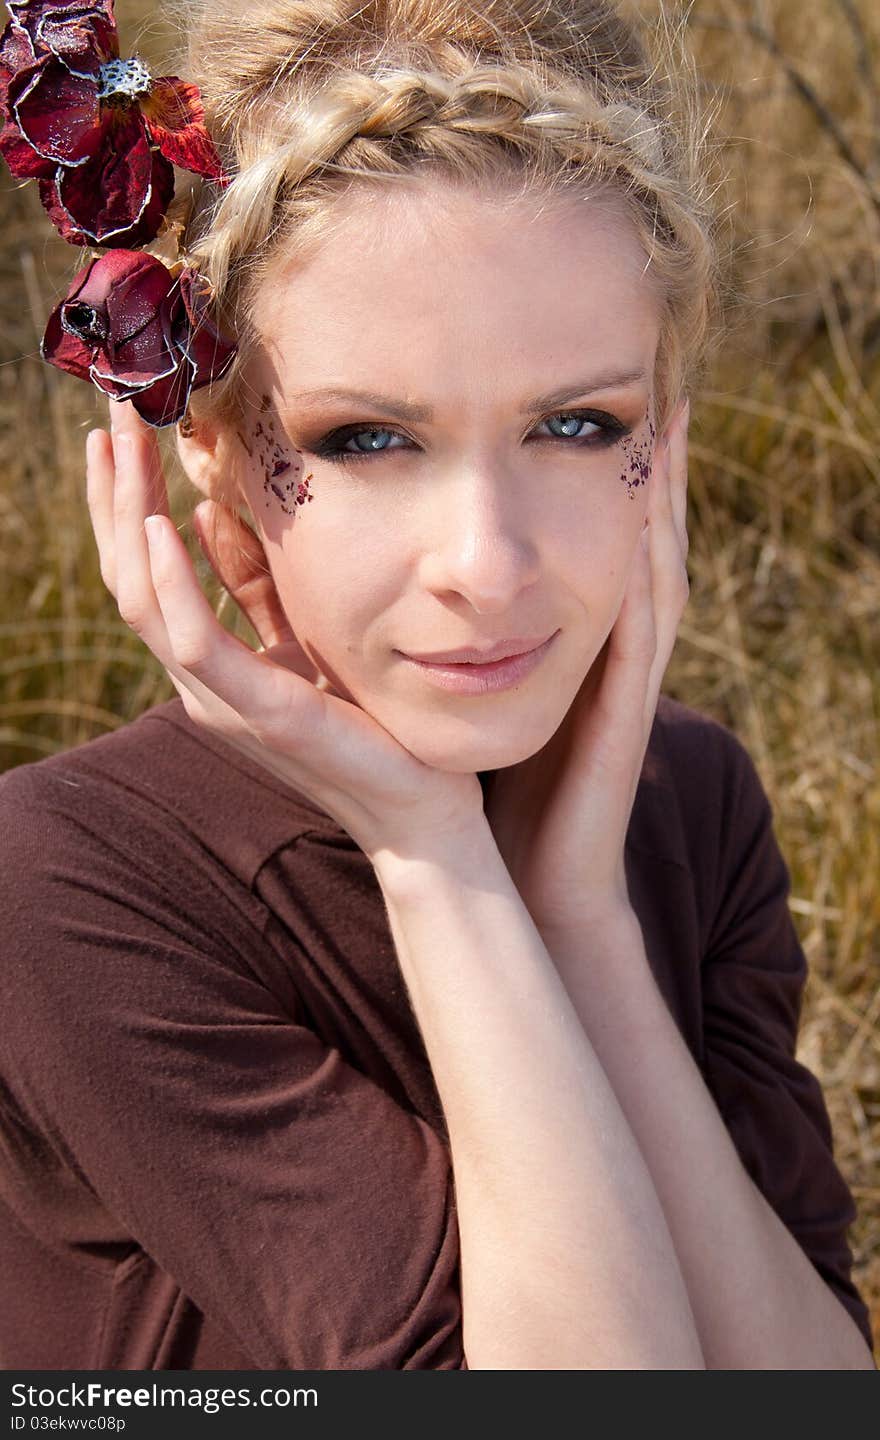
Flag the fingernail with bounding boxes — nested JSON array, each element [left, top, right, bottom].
[[111, 429, 132, 461], [144, 515, 164, 548]]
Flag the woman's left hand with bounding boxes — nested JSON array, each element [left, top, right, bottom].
[[482, 397, 691, 932]]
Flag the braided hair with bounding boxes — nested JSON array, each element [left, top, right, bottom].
[[169, 0, 723, 434]]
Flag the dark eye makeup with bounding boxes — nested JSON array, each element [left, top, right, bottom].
[[306, 408, 632, 467]]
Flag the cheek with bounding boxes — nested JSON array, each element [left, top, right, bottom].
[[261, 512, 401, 664], [238, 394, 315, 518]]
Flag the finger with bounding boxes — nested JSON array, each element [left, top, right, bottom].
[[667, 396, 689, 557], [108, 398, 173, 660], [108, 398, 171, 517], [105, 410, 229, 725], [192, 499, 300, 654], [108, 408, 319, 740], [111, 426, 174, 654], [585, 522, 656, 761], [85, 428, 118, 597], [641, 414, 689, 729], [646, 407, 689, 623], [143, 513, 324, 741]]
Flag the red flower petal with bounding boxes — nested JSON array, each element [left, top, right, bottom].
[[141, 75, 224, 182], [54, 109, 174, 245], [41, 291, 95, 380], [39, 248, 197, 426], [0, 23, 56, 175], [38, 245, 221, 428], [177, 268, 237, 388], [6, 0, 53, 45], [71, 248, 165, 307], [86, 367, 149, 402], [91, 349, 179, 395], [37, 1, 119, 75], [128, 353, 196, 427], [11, 52, 102, 164], [0, 19, 37, 86], [56, 251, 134, 351], [78, 254, 177, 392], [37, 170, 92, 242], [0, 122, 54, 173], [7, 2, 118, 69], [90, 347, 195, 425], [99, 322, 179, 390], [104, 255, 175, 352]]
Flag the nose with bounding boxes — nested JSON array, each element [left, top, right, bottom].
[[416, 460, 541, 612]]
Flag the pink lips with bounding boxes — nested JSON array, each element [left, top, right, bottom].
[[398, 631, 559, 695], [405, 634, 555, 665]]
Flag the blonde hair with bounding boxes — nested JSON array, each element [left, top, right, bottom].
[[168, 0, 724, 436]]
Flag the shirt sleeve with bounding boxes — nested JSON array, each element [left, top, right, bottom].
[[698, 730, 874, 1359], [0, 767, 467, 1371]]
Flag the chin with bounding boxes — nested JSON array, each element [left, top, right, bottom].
[[383, 706, 556, 774]]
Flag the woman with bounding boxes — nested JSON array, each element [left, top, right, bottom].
[[0, 0, 873, 1369]]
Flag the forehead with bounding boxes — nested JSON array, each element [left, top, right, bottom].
[[251, 181, 661, 384]]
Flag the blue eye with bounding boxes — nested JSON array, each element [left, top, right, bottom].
[[312, 409, 630, 466], [320, 427, 406, 460], [540, 413, 610, 442]]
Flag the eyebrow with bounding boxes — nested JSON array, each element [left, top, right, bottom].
[[286, 367, 649, 423]]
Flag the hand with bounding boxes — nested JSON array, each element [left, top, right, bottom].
[[85, 401, 484, 863], [482, 398, 692, 931]]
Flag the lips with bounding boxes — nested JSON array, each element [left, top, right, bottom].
[[400, 632, 558, 695], [403, 634, 555, 665]]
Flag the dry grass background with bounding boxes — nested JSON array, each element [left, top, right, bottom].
[[1, 0, 878, 1352]]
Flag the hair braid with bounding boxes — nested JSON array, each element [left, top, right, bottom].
[[166, 0, 723, 432]]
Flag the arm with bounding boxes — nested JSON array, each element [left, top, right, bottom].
[[525, 716, 875, 1372], [538, 903, 875, 1369], [374, 816, 706, 1370]]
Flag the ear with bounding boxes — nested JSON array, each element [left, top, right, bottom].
[[175, 411, 243, 509]]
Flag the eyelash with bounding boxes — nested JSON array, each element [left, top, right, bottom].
[[310, 409, 631, 467]]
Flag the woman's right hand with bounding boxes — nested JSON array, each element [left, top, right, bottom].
[[85, 400, 484, 865]]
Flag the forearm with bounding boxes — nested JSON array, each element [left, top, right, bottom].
[[540, 904, 875, 1370], [373, 820, 705, 1371]]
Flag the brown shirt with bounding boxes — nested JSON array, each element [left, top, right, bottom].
[[0, 693, 872, 1368]]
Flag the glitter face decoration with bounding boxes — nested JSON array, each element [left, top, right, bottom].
[[617, 409, 656, 501], [238, 394, 314, 518]]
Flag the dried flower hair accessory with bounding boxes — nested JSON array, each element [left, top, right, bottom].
[[0, 0, 229, 246], [41, 249, 237, 427], [1, 2, 238, 426]]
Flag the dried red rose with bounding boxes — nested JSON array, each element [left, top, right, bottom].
[[0, 0, 228, 246], [42, 249, 237, 427]]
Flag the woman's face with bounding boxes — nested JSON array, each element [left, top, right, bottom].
[[211, 183, 664, 773]]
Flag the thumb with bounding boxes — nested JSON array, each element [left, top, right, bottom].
[[192, 499, 297, 654]]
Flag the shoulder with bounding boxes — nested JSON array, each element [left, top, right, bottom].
[[0, 696, 330, 890], [653, 691, 759, 790], [0, 700, 335, 1075], [631, 691, 771, 874], [0, 701, 325, 1132]]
